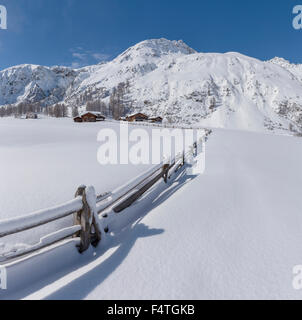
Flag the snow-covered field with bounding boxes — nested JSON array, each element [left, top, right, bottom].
[[0, 118, 153, 246], [0, 120, 301, 300]]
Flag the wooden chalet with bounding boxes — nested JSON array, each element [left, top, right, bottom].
[[149, 116, 163, 123], [74, 112, 106, 123], [126, 113, 149, 122], [73, 116, 83, 123]]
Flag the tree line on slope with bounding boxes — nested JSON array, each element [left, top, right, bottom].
[[85, 82, 131, 119], [0, 82, 131, 120], [0, 102, 68, 118]]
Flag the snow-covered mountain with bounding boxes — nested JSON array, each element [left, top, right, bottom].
[[0, 64, 78, 106], [1, 38, 302, 134]]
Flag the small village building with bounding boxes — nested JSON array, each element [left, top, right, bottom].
[[79, 112, 106, 122], [73, 116, 83, 123], [26, 112, 38, 119], [149, 116, 163, 123], [126, 113, 149, 122]]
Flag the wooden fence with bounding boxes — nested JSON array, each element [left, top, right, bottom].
[[0, 132, 209, 263], [108, 118, 210, 131]]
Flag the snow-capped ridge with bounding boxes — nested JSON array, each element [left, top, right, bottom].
[[115, 38, 196, 64], [0, 63, 77, 106], [269, 57, 296, 68], [1, 38, 302, 134]]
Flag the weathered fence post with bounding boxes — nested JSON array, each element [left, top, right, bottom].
[[86, 186, 102, 248], [91, 215, 102, 247], [162, 163, 170, 183], [193, 142, 198, 157], [74, 185, 91, 253]]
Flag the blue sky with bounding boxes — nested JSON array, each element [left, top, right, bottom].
[[0, 0, 301, 69]]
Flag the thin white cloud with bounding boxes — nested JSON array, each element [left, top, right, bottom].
[[72, 52, 87, 60], [91, 53, 110, 62], [70, 48, 111, 68]]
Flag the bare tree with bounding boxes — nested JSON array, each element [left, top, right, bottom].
[[109, 82, 127, 120], [72, 107, 79, 118]]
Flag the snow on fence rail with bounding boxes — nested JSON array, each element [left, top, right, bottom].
[[0, 198, 83, 238], [0, 132, 209, 263], [107, 118, 209, 131]]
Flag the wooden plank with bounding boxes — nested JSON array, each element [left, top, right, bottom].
[[113, 165, 169, 213], [0, 197, 83, 238], [0, 226, 81, 263], [96, 165, 164, 214], [110, 149, 195, 214]]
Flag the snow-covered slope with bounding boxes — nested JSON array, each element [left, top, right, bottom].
[[1, 38, 302, 133], [0, 64, 77, 106], [64, 39, 196, 105], [269, 57, 302, 84], [0, 118, 154, 249], [1, 128, 302, 300]]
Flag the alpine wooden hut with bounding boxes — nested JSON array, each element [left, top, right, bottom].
[[126, 113, 149, 122], [74, 112, 106, 123], [149, 116, 163, 123]]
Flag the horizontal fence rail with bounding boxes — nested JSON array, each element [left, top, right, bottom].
[[0, 226, 81, 262], [0, 197, 83, 238], [107, 118, 210, 131], [113, 164, 170, 213], [0, 128, 210, 263], [96, 163, 165, 214]]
